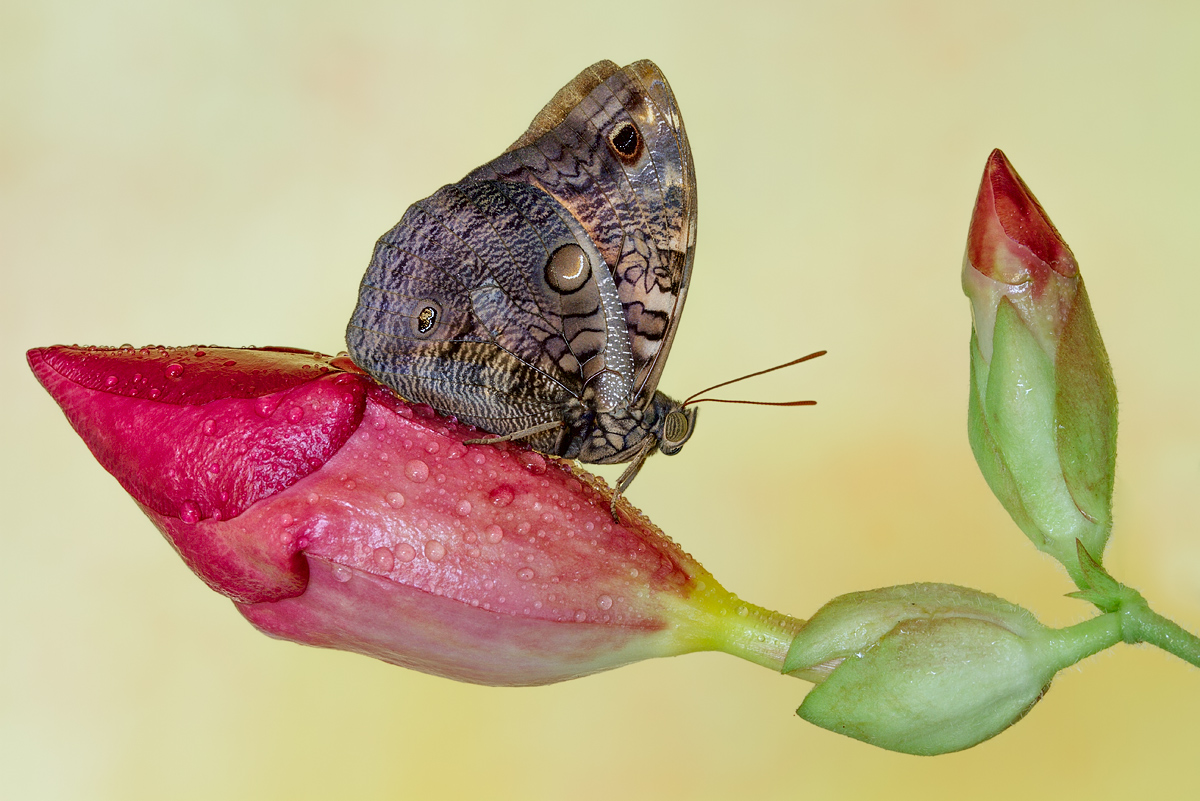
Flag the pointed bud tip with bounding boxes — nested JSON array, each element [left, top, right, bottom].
[[969, 149, 1078, 287]]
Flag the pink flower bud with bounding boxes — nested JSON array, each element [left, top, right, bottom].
[[29, 345, 792, 686], [962, 151, 1117, 578]]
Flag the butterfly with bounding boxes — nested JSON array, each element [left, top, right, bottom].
[[346, 59, 697, 516]]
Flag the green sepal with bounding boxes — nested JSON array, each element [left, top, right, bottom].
[[967, 330, 1040, 545], [1066, 540, 1134, 613], [1052, 280, 1117, 559]]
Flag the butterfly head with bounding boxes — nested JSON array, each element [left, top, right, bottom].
[[654, 396, 698, 457]]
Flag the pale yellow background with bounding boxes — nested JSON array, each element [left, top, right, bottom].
[[4, 1, 1199, 798]]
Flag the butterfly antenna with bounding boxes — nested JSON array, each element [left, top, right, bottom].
[[682, 350, 827, 407]]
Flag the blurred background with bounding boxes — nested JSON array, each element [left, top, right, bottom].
[[4, 1, 1199, 798]]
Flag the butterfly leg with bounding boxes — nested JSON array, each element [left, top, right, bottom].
[[464, 420, 563, 446], [609, 436, 657, 521]]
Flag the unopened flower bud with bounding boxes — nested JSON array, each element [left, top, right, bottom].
[[962, 149, 1117, 579], [783, 583, 1116, 755]]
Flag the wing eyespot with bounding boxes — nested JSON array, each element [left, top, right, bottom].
[[608, 123, 642, 162], [544, 244, 592, 294], [411, 300, 443, 339]]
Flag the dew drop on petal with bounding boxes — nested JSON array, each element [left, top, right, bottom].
[[424, 540, 446, 561], [424, 440, 440, 455], [405, 459, 430, 483], [372, 547, 395, 572], [333, 565, 352, 583], [287, 406, 304, 423], [104, 375, 118, 388], [456, 499, 472, 517], [395, 543, 416, 562], [574, 610, 588, 622], [519, 452, 547, 474], [598, 595, 613, 611], [485, 524, 504, 544], [165, 363, 184, 378], [489, 485, 515, 507], [386, 491, 406, 509], [201, 419, 216, 436], [180, 502, 200, 524], [516, 567, 534, 581]]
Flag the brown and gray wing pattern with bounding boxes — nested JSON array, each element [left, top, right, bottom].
[[346, 59, 695, 456], [470, 59, 697, 408], [346, 178, 623, 454]]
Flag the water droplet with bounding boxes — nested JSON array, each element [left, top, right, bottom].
[[343, 479, 357, 491], [736, 605, 749, 617], [372, 547, 395, 572], [574, 610, 588, 622], [104, 374, 118, 388], [598, 595, 613, 611], [489, 485, 515, 507], [395, 543, 416, 562], [307, 492, 320, 504], [424, 440, 440, 454], [456, 499, 472, 517], [255, 397, 274, 417], [516, 567, 535, 581], [148, 388, 161, 399], [629, 568, 639, 578], [165, 363, 184, 378], [179, 502, 200, 524], [424, 540, 446, 561], [278, 513, 294, 527], [386, 491, 406, 509], [485, 524, 504, 544], [223, 359, 237, 368], [519, 452, 547, 474], [194, 349, 206, 357], [405, 459, 430, 483], [286, 406, 304, 423], [201, 419, 216, 436], [333, 565, 352, 582]]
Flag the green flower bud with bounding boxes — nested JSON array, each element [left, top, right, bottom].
[[963, 149, 1117, 580], [783, 584, 1117, 755]]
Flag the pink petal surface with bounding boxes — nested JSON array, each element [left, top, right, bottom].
[[962, 150, 1081, 363], [29, 344, 723, 685], [967, 149, 1078, 292]]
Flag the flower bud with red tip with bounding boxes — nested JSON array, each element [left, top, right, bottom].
[[29, 344, 798, 686], [962, 150, 1117, 579]]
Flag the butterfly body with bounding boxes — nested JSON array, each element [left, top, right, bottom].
[[347, 60, 697, 502]]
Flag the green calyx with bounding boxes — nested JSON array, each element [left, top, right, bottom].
[[967, 291, 1115, 580]]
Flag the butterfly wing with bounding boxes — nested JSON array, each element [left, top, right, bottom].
[[475, 59, 697, 406], [346, 60, 696, 456]]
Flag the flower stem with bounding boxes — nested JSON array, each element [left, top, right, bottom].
[[1119, 599, 1200, 668]]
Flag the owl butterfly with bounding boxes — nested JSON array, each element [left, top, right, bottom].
[[346, 59, 697, 517]]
